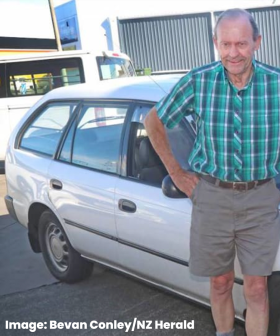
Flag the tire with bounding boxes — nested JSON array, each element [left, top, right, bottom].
[[38, 210, 93, 283], [268, 272, 280, 336]]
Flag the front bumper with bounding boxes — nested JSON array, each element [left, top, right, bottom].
[[5, 195, 19, 222]]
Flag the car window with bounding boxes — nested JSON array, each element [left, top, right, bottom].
[[96, 57, 135, 80], [7, 58, 83, 96], [20, 102, 77, 156], [59, 103, 129, 173], [128, 104, 195, 186]]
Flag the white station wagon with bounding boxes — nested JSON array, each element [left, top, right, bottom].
[[4, 76, 280, 335]]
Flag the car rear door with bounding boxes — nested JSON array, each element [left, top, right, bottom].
[[48, 100, 132, 267]]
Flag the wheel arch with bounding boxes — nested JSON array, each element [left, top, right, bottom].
[[28, 202, 51, 253]]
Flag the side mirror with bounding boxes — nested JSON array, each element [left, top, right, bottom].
[[161, 175, 187, 198]]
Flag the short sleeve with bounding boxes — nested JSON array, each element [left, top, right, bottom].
[[155, 72, 194, 129]]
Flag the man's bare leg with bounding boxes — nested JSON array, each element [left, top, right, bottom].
[[243, 275, 268, 336], [210, 270, 235, 334]]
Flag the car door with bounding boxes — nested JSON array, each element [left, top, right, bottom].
[[48, 100, 132, 267], [114, 104, 213, 302]]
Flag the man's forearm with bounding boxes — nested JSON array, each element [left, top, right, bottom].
[[143, 107, 183, 178], [144, 107, 199, 197]]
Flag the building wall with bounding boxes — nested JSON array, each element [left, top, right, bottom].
[[55, 0, 107, 51], [118, 13, 215, 71], [119, 5, 280, 71], [237, 6, 280, 67]]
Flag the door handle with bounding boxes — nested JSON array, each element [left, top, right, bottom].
[[118, 199, 136, 213], [50, 179, 63, 190]]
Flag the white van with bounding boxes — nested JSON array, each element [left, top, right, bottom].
[[0, 49, 136, 172]]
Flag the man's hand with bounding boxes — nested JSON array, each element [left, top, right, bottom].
[[170, 170, 200, 198]]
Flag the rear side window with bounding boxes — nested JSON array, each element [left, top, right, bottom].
[[59, 102, 129, 173], [20, 102, 77, 156], [7, 58, 84, 97], [96, 56, 135, 80]]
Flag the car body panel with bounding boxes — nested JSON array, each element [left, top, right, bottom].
[[5, 148, 52, 227], [115, 179, 192, 262], [47, 160, 120, 265]]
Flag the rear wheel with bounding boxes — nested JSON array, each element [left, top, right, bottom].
[[38, 210, 93, 283]]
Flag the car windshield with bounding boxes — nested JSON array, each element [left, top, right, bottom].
[[97, 56, 135, 80]]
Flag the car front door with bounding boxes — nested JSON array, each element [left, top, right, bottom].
[[114, 104, 212, 301]]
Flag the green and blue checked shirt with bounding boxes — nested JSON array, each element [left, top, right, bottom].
[[156, 60, 280, 182]]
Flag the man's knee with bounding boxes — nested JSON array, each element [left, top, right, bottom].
[[243, 276, 267, 304], [211, 271, 234, 295]]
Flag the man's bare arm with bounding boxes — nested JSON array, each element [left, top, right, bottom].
[[143, 107, 199, 197]]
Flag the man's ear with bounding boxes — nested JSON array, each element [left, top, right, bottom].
[[254, 35, 261, 51], [213, 36, 218, 50]]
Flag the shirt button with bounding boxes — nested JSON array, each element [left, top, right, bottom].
[[235, 169, 239, 173], [235, 149, 239, 154]]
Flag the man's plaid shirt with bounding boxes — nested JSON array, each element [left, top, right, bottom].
[[156, 60, 280, 182]]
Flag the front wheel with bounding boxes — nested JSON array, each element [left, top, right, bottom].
[[38, 210, 93, 283]]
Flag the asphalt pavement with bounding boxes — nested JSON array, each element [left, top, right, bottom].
[[0, 175, 245, 336]]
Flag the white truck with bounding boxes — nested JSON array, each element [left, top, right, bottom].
[[0, 49, 136, 173]]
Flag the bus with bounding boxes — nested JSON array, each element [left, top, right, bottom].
[[0, 49, 136, 172]]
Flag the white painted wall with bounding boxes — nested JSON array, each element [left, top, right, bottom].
[[54, 0, 278, 20], [74, 1, 108, 50]]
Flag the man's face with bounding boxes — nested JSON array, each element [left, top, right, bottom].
[[213, 16, 261, 78]]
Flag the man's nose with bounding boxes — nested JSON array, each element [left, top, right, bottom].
[[229, 45, 239, 58]]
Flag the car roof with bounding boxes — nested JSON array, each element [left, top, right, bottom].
[[41, 74, 183, 103], [0, 50, 130, 63]]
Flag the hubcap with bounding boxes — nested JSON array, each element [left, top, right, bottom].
[[45, 222, 69, 272]]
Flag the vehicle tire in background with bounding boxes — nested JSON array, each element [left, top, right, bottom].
[[38, 210, 93, 283]]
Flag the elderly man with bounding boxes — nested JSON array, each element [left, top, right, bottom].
[[144, 8, 280, 336]]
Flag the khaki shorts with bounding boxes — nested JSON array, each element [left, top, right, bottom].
[[189, 178, 280, 277]]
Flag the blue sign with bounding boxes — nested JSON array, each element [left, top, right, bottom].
[[58, 17, 78, 45]]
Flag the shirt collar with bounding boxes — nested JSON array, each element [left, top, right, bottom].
[[221, 58, 258, 87]]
